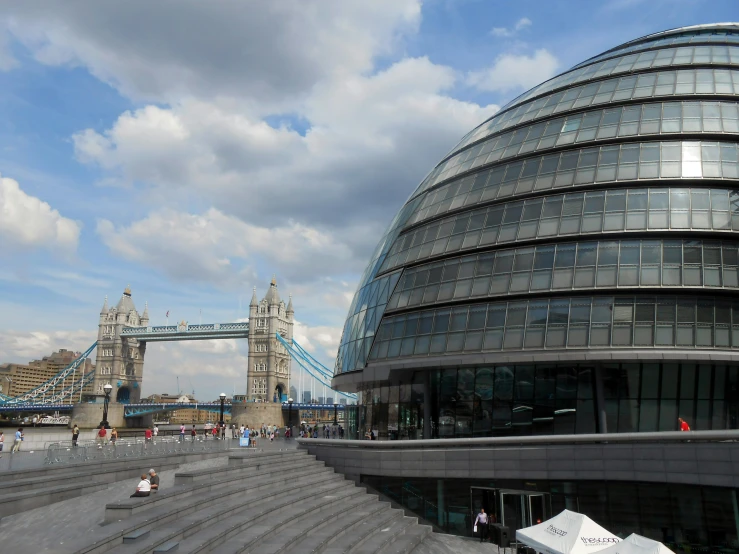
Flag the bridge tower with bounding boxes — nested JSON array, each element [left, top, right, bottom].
[[247, 277, 293, 402], [93, 286, 147, 404]]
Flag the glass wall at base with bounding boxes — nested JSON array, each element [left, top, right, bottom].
[[361, 475, 739, 554], [356, 363, 739, 440]]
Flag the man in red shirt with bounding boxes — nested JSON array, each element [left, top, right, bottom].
[[97, 426, 107, 447], [144, 428, 153, 443], [678, 417, 691, 431]]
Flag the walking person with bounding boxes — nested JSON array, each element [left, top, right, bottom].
[[191, 425, 197, 441], [110, 427, 119, 445], [678, 417, 691, 431], [97, 426, 107, 448], [144, 427, 152, 445], [0, 430, 4, 458], [11, 428, 23, 453], [72, 423, 80, 447], [474, 508, 489, 543], [179, 424, 186, 442], [153, 425, 159, 442]]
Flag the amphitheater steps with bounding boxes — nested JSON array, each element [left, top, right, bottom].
[[74, 448, 437, 554]]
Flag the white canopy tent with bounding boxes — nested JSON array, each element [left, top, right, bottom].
[[592, 534, 675, 554], [516, 509, 621, 554]]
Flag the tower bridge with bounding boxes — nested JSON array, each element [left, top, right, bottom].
[[0, 278, 356, 428]]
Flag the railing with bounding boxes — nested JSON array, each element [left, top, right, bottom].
[[297, 429, 739, 448], [44, 435, 230, 465], [120, 322, 249, 341]]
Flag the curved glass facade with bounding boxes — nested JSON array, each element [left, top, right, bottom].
[[334, 24, 739, 440], [387, 240, 739, 309]]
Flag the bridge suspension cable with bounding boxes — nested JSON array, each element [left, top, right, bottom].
[[276, 334, 357, 402], [1, 342, 98, 405]]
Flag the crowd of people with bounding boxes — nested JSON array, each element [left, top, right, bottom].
[[299, 423, 344, 439], [234, 423, 284, 444], [60, 419, 352, 449]]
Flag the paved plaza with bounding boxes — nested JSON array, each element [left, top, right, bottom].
[[0, 441, 494, 553]]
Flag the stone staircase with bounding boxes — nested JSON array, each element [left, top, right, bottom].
[[73, 449, 431, 554]]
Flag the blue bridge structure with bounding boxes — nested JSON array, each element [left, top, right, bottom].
[[120, 322, 250, 342], [0, 317, 355, 415]]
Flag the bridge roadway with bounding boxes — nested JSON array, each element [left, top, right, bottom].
[[120, 321, 249, 342], [0, 401, 349, 417]]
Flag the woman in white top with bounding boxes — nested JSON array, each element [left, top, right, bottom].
[[130, 474, 152, 497]]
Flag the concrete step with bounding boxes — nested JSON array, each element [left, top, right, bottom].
[[197, 482, 365, 554], [255, 492, 375, 554], [109, 476, 354, 554], [105, 461, 334, 523], [107, 458, 328, 522], [349, 515, 416, 554], [376, 524, 431, 554], [106, 458, 330, 522], [284, 499, 392, 554], [0, 479, 110, 518], [226, 450, 309, 466], [76, 468, 343, 554], [176, 453, 317, 485], [164, 480, 358, 554], [320, 509, 407, 554]]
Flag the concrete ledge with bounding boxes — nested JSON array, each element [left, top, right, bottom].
[[225, 450, 311, 468], [0, 448, 228, 482], [0, 480, 109, 518], [298, 431, 739, 487], [299, 429, 739, 449], [176, 454, 317, 485]]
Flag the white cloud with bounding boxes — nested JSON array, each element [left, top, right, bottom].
[[293, 319, 343, 363], [3, 1, 422, 107], [0, 174, 81, 253], [0, 2, 512, 387], [0, 329, 96, 362], [490, 17, 532, 38], [96, 208, 356, 286], [467, 49, 560, 93], [74, 58, 497, 240]]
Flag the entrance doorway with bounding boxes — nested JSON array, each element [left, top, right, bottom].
[[471, 487, 549, 540]]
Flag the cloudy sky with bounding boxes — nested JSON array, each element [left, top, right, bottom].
[[0, 0, 735, 400]]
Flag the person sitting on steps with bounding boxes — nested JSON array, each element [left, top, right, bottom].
[[130, 474, 151, 498]]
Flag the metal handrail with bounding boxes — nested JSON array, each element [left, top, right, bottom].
[[297, 429, 739, 449], [44, 434, 230, 465]]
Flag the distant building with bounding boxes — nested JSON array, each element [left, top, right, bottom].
[[143, 393, 232, 424], [0, 349, 95, 399]]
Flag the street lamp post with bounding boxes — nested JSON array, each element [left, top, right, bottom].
[[287, 397, 294, 437], [100, 383, 113, 429], [219, 393, 226, 439]]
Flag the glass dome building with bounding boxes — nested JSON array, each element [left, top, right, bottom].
[[333, 23, 739, 441]]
